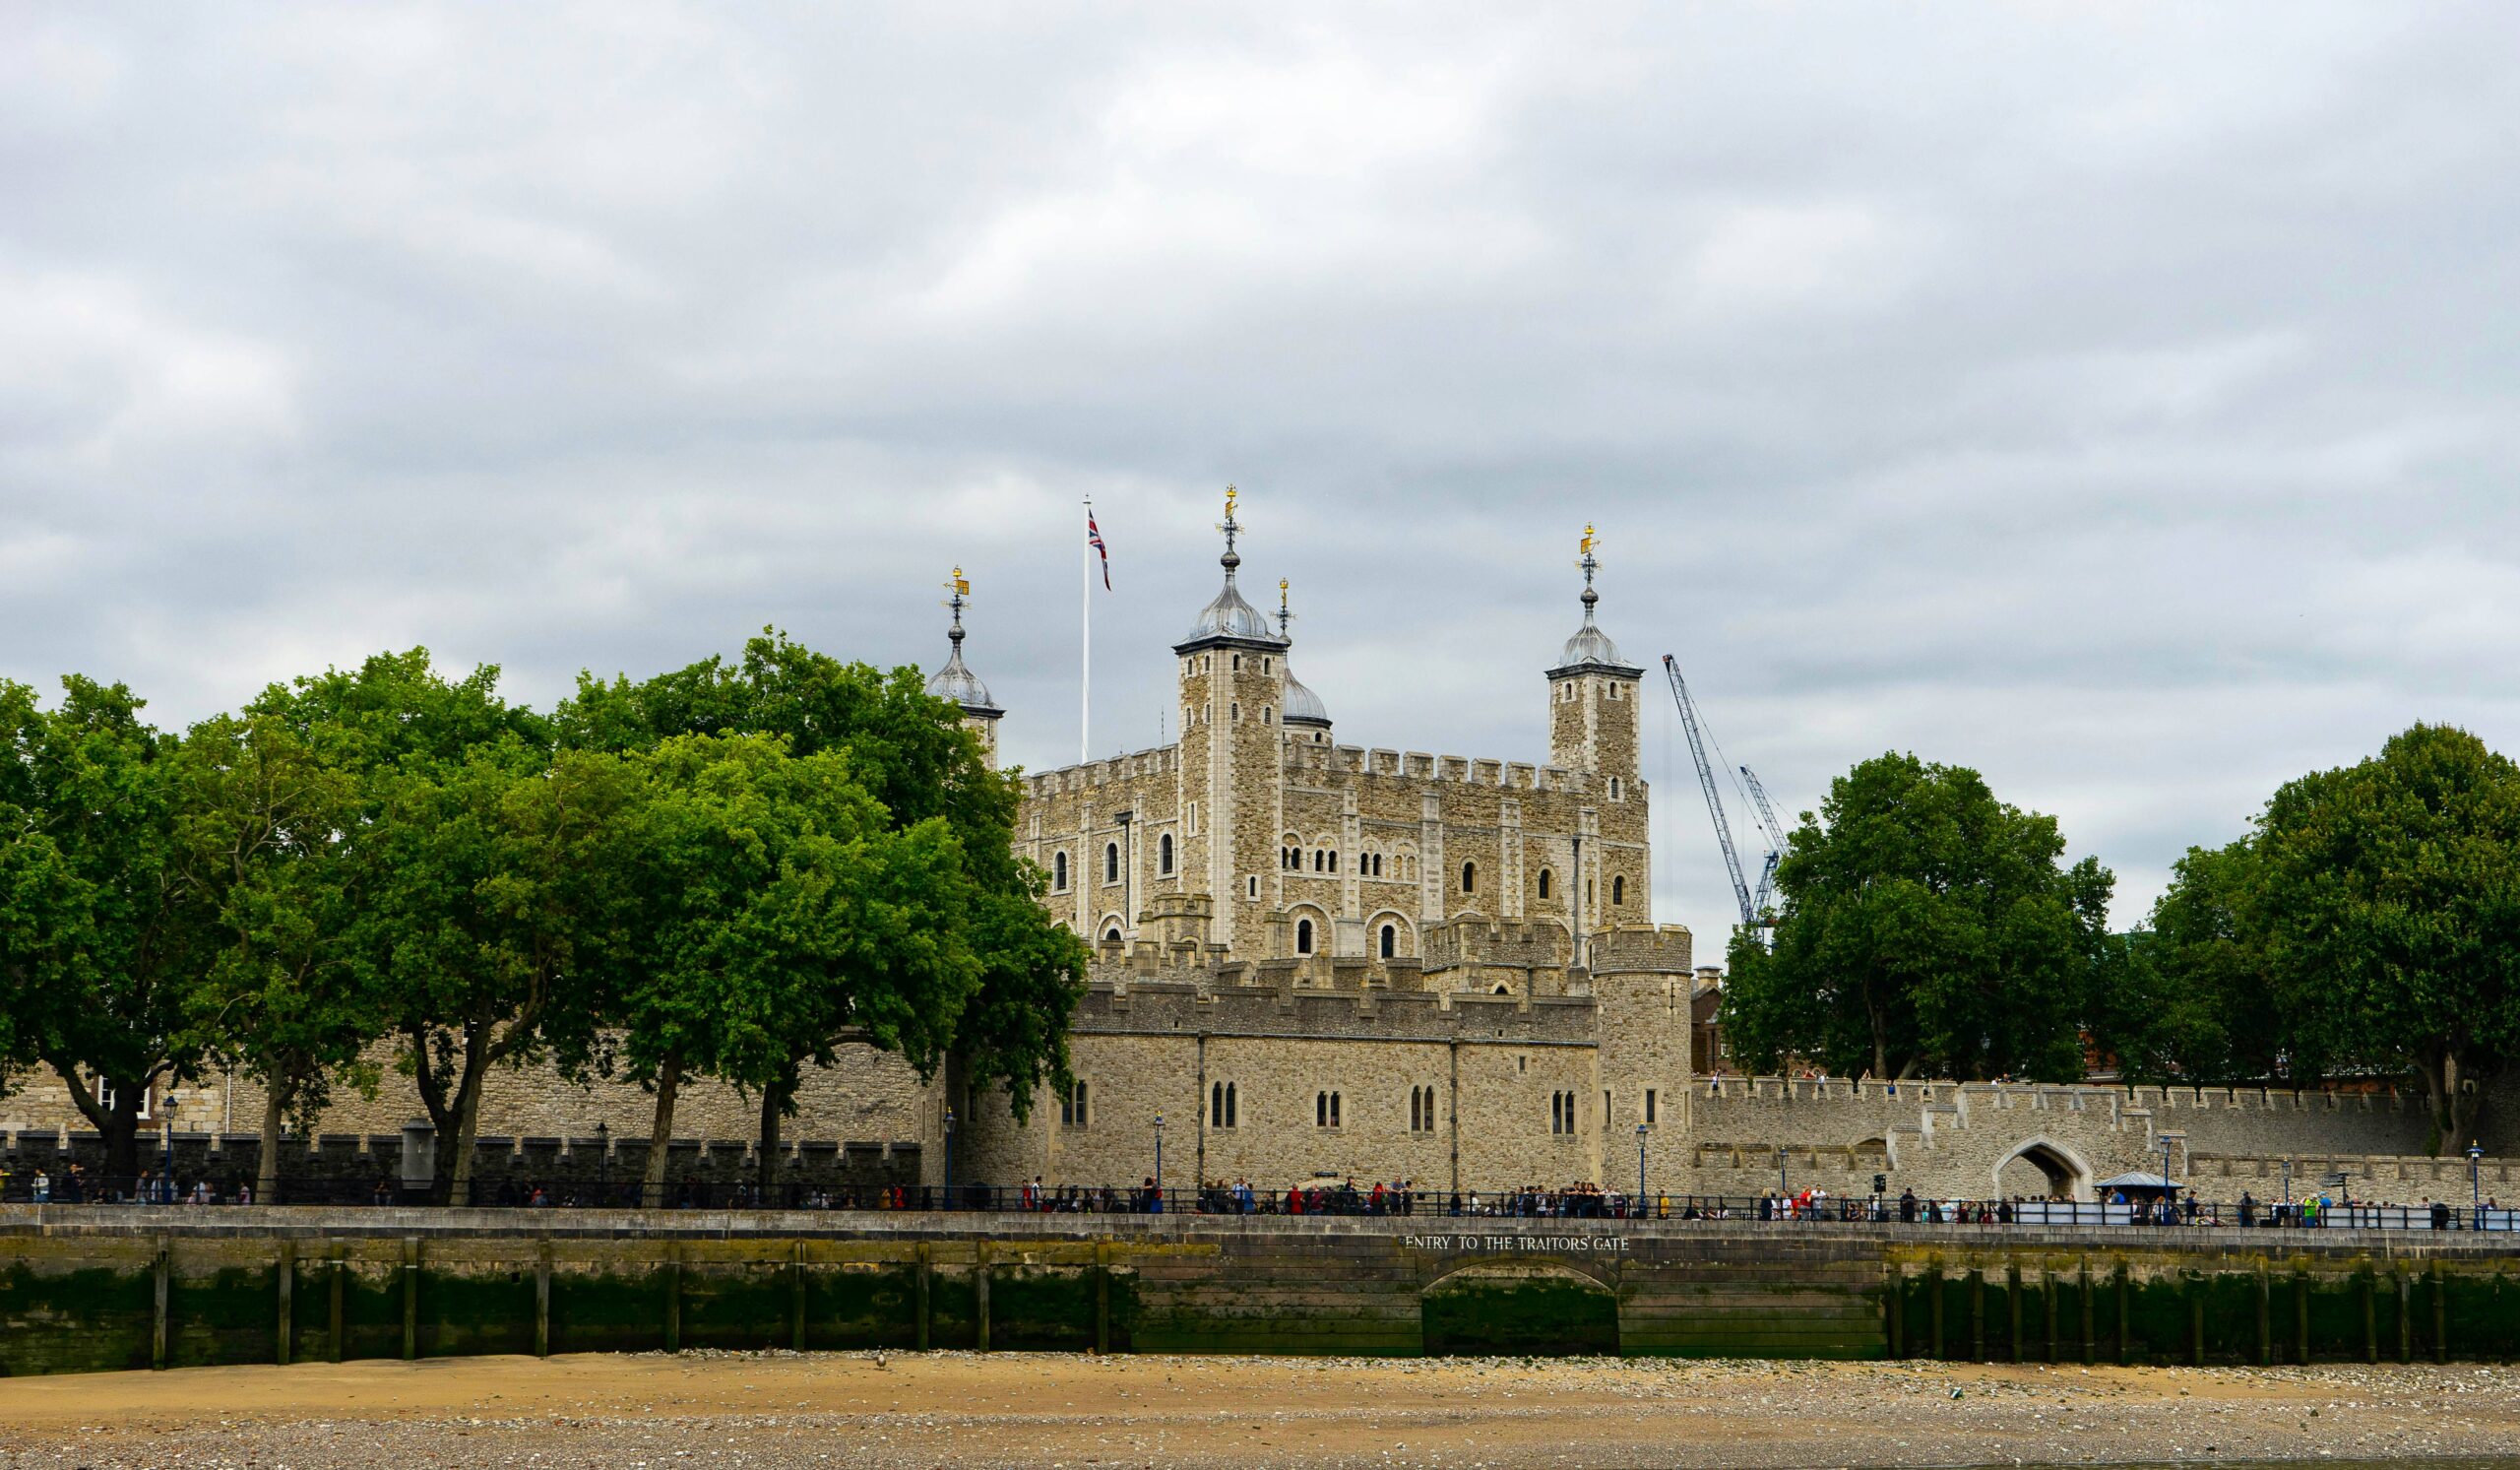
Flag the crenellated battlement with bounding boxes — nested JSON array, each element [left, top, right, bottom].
[[1023, 743, 1182, 796], [1275, 743, 1594, 794], [1590, 924, 1695, 975], [1068, 977, 1600, 1046]]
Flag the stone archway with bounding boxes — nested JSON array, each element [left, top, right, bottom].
[[1420, 1261, 1619, 1356], [1993, 1137, 2093, 1201]]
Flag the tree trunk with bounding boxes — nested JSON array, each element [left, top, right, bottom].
[[56, 1059, 149, 1191], [446, 1028, 490, 1206], [757, 1074, 789, 1195], [642, 1053, 682, 1209], [256, 1076, 287, 1203], [2420, 1043, 2454, 1158]]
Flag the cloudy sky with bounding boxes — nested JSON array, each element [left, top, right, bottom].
[[6, 3, 2517, 940]]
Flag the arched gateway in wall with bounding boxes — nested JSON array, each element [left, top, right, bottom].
[[1418, 1260, 1619, 1356], [1993, 1136, 2095, 1201]]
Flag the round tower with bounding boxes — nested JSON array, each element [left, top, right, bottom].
[[924, 567, 1003, 767], [1276, 577, 1333, 745]]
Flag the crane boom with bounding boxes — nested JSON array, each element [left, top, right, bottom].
[[1740, 765, 1786, 917], [1740, 765, 1787, 850], [1661, 655, 1755, 928]]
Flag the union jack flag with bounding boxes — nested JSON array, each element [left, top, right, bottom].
[[1088, 508, 1110, 590]]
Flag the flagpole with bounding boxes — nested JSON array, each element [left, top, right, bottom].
[[1081, 495, 1092, 765]]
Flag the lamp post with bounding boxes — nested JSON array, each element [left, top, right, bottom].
[[2470, 1141, 2486, 1231], [943, 1108, 956, 1212], [159, 1114, 172, 1205], [1777, 1145, 1788, 1199], [1153, 1113, 1166, 1214], [595, 1120, 609, 1205], [2163, 1138, 2174, 1225], [2281, 1159, 2292, 1226], [1635, 1123, 1648, 1215]]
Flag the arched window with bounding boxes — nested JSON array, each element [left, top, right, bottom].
[[1211, 1081, 1237, 1129], [1612, 874, 1625, 906], [1159, 833, 1174, 874], [1379, 924, 1396, 959], [1316, 1091, 1341, 1128], [1461, 861, 1477, 894], [1295, 918, 1314, 954], [1053, 852, 1069, 891], [1538, 868, 1552, 900], [1104, 842, 1119, 882], [1062, 1080, 1089, 1127], [1608, 777, 1622, 799], [1103, 926, 1121, 944]]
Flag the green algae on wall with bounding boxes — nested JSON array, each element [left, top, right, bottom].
[[1422, 1274, 1617, 1357], [6, 1217, 2520, 1377], [0, 1260, 154, 1375]]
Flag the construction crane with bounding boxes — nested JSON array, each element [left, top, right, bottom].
[[1739, 765, 1787, 916], [1661, 655, 1758, 931]]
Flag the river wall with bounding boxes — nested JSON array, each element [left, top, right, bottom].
[[5, 1208, 2519, 1376]]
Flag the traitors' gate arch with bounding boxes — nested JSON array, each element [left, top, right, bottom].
[[1993, 1136, 2095, 1201], [1419, 1260, 1619, 1356]]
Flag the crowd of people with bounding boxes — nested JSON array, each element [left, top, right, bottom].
[[2, 1162, 2504, 1230]]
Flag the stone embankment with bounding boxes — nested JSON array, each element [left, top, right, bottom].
[[5, 1206, 2519, 1376]]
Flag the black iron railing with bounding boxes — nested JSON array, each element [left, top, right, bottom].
[[2, 1174, 2513, 1231]]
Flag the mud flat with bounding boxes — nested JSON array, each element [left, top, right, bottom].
[[4, 1351, 2518, 1469]]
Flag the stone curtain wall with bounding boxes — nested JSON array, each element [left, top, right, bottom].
[[7, 1210, 2520, 1377], [1, 1042, 942, 1179], [3, 1000, 2464, 1204]]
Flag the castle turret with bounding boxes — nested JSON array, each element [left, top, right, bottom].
[[1546, 528, 1649, 945], [1546, 527, 1643, 783], [924, 567, 1003, 767], [1276, 578, 1332, 745], [1172, 486, 1289, 952]]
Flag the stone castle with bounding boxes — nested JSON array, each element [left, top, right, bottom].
[[2, 495, 2507, 1203]]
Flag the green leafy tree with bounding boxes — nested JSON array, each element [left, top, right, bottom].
[[0, 676, 210, 1185], [2252, 723, 2520, 1151], [363, 744, 640, 1204], [609, 734, 981, 1205], [249, 650, 606, 1205], [2092, 842, 2284, 1085], [1721, 751, 2110, 1082], [560, 630, 1086, 1182], [168, 712, 378, 1200]]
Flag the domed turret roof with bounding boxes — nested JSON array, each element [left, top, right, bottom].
[[1557, 619, 1627, 670], [1180, 579, 1282, 646], [925, 646, 994, 711], [1548, 532, 1643, 676], [1172, 485, 1290, 653], [1281, 664, 1330, 727], [925, 576, 1001, 717]]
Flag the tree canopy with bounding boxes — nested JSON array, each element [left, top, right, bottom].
[[558, 629, 1088, 1140], [0, 676, 210, 1181], [0, 635, 1084, 1202], [1718, 751, 2111, 1083], [2250, 723, 2520, 1151]]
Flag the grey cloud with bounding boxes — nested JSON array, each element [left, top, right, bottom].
[[5, 2, 2519, 938]]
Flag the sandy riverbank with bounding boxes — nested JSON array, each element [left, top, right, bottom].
[[2, 1351, 2516, 1469]]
